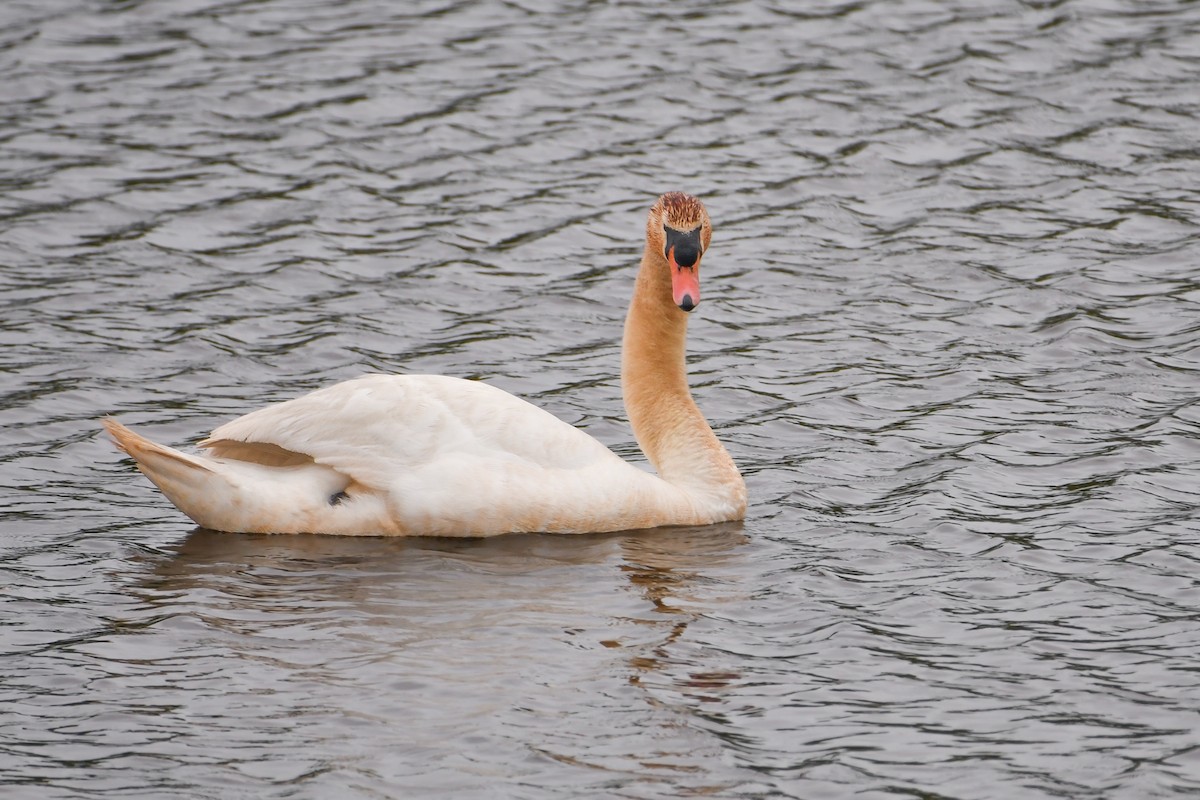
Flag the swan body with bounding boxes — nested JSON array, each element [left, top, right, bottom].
[[105, 192, 747, 536]]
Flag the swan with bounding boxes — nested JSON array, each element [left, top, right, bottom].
[[103, 192, 747, 536]]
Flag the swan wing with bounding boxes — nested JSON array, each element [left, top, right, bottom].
[[200, 374, 624, 492]]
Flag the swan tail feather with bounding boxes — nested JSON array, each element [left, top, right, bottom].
[[102, 418, 392, 535], [102, 418, 233, 528], [103, 417, 212, 475]]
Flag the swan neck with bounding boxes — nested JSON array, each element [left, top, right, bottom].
[[621, 243, 745, 514]]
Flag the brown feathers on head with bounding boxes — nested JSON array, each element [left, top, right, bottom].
[[648, 192, 712, 252]]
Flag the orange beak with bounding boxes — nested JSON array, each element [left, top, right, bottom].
[[668, 247, 700, 312]]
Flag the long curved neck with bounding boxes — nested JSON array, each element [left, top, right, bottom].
[[621, 242, 746, 512]]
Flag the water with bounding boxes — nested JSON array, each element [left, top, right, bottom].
[[2, 0, 1199, 797]]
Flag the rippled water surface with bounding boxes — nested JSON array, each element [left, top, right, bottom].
[[3, 0, 1200, 797]]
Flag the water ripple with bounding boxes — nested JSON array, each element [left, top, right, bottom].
[[2, 0, 1199, 798]]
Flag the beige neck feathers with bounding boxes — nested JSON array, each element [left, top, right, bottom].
[[621, 242, 745, 510]]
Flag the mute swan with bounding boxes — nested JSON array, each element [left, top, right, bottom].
[[104, 192, 747, 536]]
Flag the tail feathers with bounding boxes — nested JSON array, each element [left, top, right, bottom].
[[103, 418, 225, 526], [102, 417, 390, 535], [103, 417, 215, 482]]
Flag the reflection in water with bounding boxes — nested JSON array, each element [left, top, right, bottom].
[[622, 527, 748, 614], [115, 525, 755, 796], [619, 525, 748, 693]]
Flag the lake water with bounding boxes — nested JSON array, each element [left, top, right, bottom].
[[2, 0, 1199, 797]]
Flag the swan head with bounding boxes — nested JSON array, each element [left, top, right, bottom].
[[648, 192, 712, 313]]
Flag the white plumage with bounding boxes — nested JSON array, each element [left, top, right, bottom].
[[105, 192, 746, 536]]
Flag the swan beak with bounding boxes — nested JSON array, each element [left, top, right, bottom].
[[668, 251, 701, 312]]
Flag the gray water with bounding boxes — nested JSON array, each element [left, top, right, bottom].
[[2, 0, 1199, 797]]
